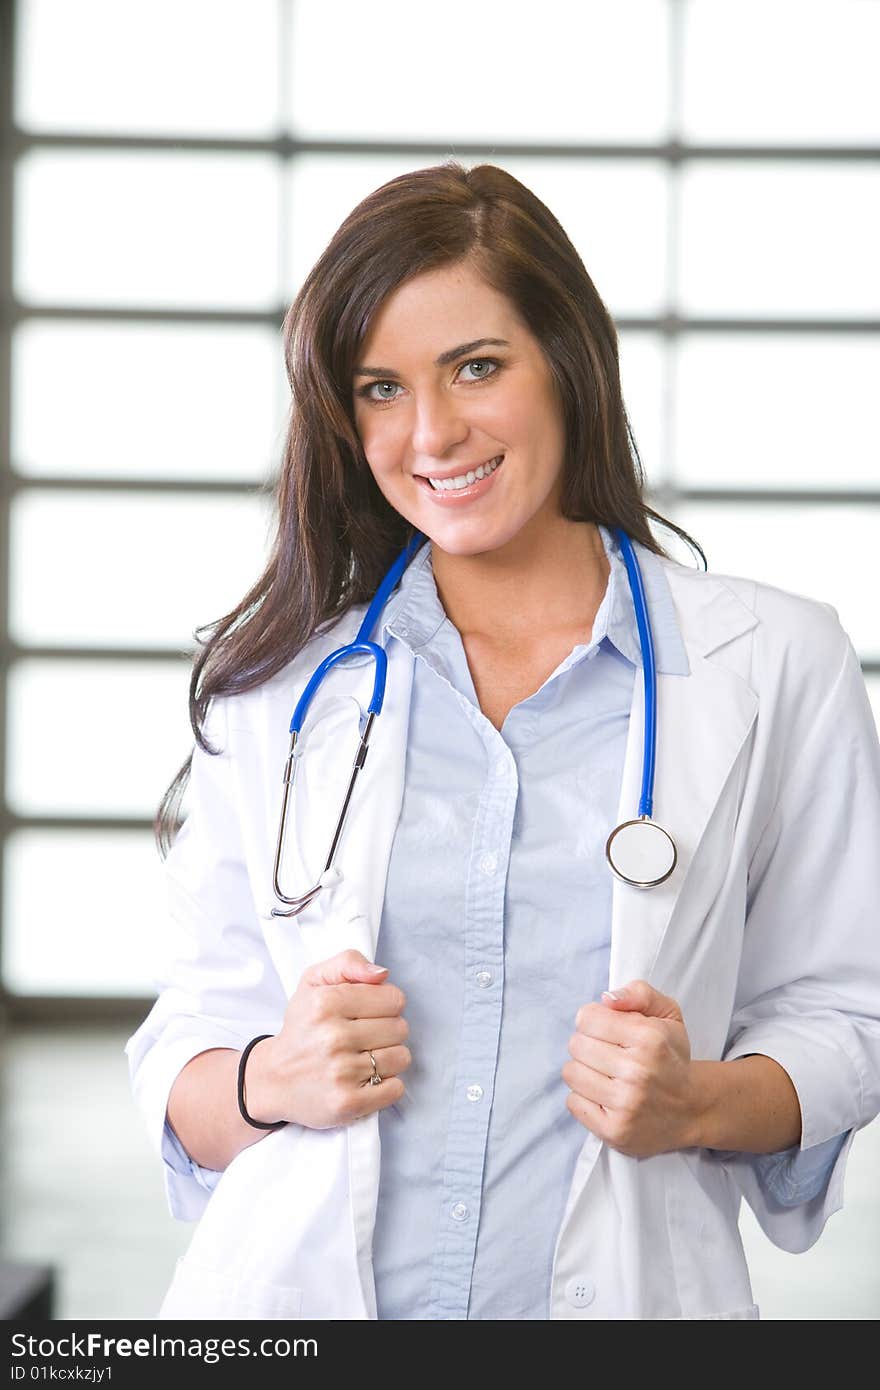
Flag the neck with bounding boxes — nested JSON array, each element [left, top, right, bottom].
[[429, 517, 611, 645]]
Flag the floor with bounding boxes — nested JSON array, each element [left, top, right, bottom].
[[1, 1023, 878, 1320]]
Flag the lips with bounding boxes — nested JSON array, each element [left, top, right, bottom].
[[414, 455, 505, 503], [415, 455, 504, 486]]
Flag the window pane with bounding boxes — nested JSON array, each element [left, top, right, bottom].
[[16, 0, 280, 137], [7, 659, 192, 818], [288, 0, 669, 143], [3, 829, 166, 996], [15, 151, 281, 309], [679, 163, 879, 317], [619, 331, 667, 485], [13, 321, 285, 481], [674, 333, 880, 489], [289, 155, 669, 317], [10, 490, 273, 649], [682, 0, 880, 145], [667, 501, 879, 659]]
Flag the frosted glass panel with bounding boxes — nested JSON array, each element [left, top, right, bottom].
[[10, 490, 273, 649], [16, 0, 280, 137], [679, 164, 880, 318], [674, 334, 880, 488], [289, 156, 669, 317], [3, 830, 166, 995], [618, 332, 666, 486], [13, 321, 286, 481], [668, 502, 879, 658], [682, 0, 880, 144], [289, 0, 669, 143], [15, 151, 281, 309], [7, 659, 193, 818]]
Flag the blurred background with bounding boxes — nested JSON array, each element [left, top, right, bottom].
[[0, 0, 878, 1320]]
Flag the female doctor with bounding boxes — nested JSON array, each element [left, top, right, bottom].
[[127, 162, 880, 1321]]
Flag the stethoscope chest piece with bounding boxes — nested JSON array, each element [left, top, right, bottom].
[[605, 816, 677, 890]]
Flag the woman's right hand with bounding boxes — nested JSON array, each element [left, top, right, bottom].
[[242, 949, 411, 1129]]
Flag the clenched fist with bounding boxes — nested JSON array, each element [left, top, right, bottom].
[[243, 949, 411, 1129], [561, 979, 697, 1158]]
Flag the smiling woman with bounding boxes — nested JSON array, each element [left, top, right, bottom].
[[128, 161, 880, 1323], [154, 160, 700, 847]]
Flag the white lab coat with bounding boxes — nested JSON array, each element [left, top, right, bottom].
[[126, 543, 880, 1320]]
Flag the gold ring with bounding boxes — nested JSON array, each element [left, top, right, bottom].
[[368, 1050, 383, 1086]]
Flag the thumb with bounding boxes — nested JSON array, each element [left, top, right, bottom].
[[601, 979, 683, 1022], [307, 949, 389, 986]]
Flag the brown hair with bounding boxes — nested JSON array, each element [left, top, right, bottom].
[[156, 159, 703, 854]]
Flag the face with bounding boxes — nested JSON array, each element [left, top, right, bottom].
[[351, 259, 567, 558]]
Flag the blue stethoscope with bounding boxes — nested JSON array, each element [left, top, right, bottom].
[[270, 527, 677, 918]]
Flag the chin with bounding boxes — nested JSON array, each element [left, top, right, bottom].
[[425, 523, 520, 559]]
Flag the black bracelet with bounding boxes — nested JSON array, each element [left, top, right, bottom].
[[237, 1034, 288, 1131]]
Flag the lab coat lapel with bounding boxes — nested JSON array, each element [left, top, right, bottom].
[[608, 569, 759, 988], [274, 632, 415, 975], [551, 566, 761, 1263]]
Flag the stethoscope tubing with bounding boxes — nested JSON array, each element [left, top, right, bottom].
[[611, 526, 657, 821], [271, 525, 670, 913]]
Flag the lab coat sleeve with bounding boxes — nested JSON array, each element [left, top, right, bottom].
[[711, 612, 880, 1253], [124, 693, 289, 1222]]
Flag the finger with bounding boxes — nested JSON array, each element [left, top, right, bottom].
[[601, 979, 683, 1021], [354, 1044, 412, 1086], [566, 1088, 611, 1139], [346, 1074, 407, 1121], [562, 1058, 617, 1109], [348, 1014, 409, 1051], [331, 981, 407, 1019], [567, 1030, 629, 1079], [305, 949, 389, 987], [574, 1002, 647, 1046]]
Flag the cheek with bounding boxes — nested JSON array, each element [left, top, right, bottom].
[[356, 416, 401, 472]]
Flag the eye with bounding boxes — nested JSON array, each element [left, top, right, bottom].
[[356, 379, 402, 404], [351, 355, 500, 405], [456, 357, 500, 383]]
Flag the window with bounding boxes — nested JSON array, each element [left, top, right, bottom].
[[3, 0, 877, 1009]]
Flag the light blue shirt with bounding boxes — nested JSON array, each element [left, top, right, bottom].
[[157, 525, 846, 1294], [369, 525, 847, 1320]]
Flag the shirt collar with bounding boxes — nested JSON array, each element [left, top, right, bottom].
[[380, 524, 690, 677]]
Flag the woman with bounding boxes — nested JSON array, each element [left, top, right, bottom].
[[126, 162, 880, 1320]]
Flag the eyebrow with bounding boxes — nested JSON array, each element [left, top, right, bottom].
[[353, 337, 511, 378]]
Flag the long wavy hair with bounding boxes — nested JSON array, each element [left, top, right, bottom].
[[155, 159, 704, 854]]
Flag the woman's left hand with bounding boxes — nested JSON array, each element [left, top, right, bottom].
[[561, 980, 699, 1158]]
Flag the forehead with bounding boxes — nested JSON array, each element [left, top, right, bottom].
[[362, 263, 522, 352]]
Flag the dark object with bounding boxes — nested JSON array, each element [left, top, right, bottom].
[[237, 1035, 287, 1131], [0, 1260, 55, 1320]]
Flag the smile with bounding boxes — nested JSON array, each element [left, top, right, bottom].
[[415, 456, 504, 504], [425, 456, 503, 490]]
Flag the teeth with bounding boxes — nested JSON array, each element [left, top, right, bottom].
[[428, 456, 502, 491]]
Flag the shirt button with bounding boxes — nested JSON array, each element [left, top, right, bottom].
[[479, 852, 498, 875], [466, 1084, 483, 1102], [565, 1275, 595, 1309], [475, 970, 494, 989], [451, 1202, 469, 1222]]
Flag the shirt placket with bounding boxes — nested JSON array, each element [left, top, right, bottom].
[[426, 702, 518, 1319]]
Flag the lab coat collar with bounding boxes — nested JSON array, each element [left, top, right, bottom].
[[270, 536, 759, 997]]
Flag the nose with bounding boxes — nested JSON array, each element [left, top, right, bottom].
[[410, 386, 469, 461]]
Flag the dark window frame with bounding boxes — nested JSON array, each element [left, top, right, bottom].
[[1, 0, 877, 1021]]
